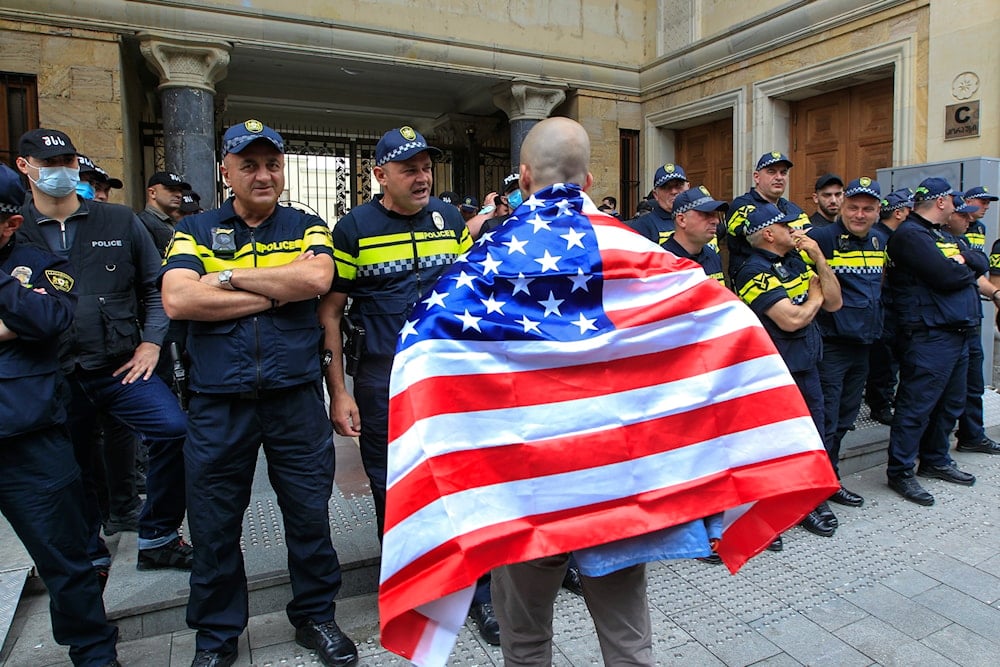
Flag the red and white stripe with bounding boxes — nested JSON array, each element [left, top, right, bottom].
[[378, 211, 839, 665]]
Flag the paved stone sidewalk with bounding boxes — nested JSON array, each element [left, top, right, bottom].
[[5, 442, 1000, 667]]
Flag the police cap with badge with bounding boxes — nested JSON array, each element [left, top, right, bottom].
[[843, 176, 881, 200], [881, 189, 914, 212], [744, 203, 799, 235], [755, 151, 794, 171], [964, 186, 999, 203], [653, 163, 688, 189], [215, 119, 287, 257], [673, 185, 729, 215], [374, 126, 442, 167], [912, 177, 959, 202]]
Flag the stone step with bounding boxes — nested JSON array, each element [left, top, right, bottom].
[[11, 390, 1000, 644]]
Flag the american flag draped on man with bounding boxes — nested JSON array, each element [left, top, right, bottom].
[[378, 183, 839, 665]]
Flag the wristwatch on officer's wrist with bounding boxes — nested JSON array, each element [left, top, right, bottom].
[[218, 269, 235, 289]]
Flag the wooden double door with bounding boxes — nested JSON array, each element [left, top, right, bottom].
[[672, 77, 894, 210]]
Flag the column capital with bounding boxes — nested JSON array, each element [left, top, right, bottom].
[[492, 81, 568, 122], [138, 32, 231, 94]]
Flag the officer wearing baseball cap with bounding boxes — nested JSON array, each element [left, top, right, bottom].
[[317, 125, 490, 641], [161, 118, 357, 667], [865, 188, 914, 427], [664, 185, 728, 285], [941, 192, 1000, 459], [77, 155, 124, 203], [726, 151, 810, 283], [138, 171, 191, 255], [0, 163, 121, 667], [626, 162, 689, 248], [735, 201, 842, 546], [884, 177, 985, 505], [809, 177, 885, 515], [963, 186, 997, 252], [15, 128, 191, 586]]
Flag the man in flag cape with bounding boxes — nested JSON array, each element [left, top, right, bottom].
[[378, 117, 839, 666]]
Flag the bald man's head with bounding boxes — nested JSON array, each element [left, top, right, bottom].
[[519, 117, 593, 195]]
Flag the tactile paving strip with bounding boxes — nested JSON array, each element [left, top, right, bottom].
[[0, 568, 30, 653], [237, 485, 378, 554]]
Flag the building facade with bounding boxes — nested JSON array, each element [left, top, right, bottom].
[[0, 0, 996, 221]]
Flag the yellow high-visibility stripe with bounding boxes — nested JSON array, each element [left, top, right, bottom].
[[738, 269, 812, 306]]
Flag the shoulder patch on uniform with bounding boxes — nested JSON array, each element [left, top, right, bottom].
[[44, 270, 74, 293]]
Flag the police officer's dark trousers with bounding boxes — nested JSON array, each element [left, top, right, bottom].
[[184, 382, 343, 654], [956, 325, 986, 445], [865, 333, 898, 413], [819, 340, 870, 475], [352, 355, 392, 538], [791, 366, 825, 443], [68, 365, 187, 556], [887, 327, 971, 476], [0, 426, 118, 666]]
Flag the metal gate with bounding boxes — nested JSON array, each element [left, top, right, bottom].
[[141, 117, 510, 224]]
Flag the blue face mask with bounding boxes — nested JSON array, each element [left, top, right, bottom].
[[76, 180, 95, 200], [507, 189, 524, 209], [29, 166, 80, 198]]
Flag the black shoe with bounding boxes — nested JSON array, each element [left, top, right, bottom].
[[137, 536, 193, 571], [799, 510, 836, 537], [766, 536, 783, 552], [94, 564, 109, 593], [696, 554, 723, 565], [870, 406, 894, 425], [98, 660, 121, 667], [469, 602, 501, 646], [917, 463, 976, 486], [815, 501, 838, 528], [956, 436, 1000, 455], [888, 474, 935, 505], [830, 485, 864, 507], [295, 619, 359, 666], [190, 649, 237, 667], [561, 565, 584, 596]]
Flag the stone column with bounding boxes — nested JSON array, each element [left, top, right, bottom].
[[492, 81, 568, 170], [139, 33, 231, 207]]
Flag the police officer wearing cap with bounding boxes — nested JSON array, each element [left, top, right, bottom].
[[963, 186, 996, 252], [626, 162, 689, 246], [884, 177, 984, 506], [808, 178, 885, 515], [864, 189, 913, 426], [942, 197, 1000, 457], [726, 151, 811, 283], [736, 202, 842, 543], [0, 164, 121, 667], [317, 126, 490, 639], [319, 125, 471, 536], [15, 128, 191, 579], [76, 155, 123, 203], [138, 171, 191, 255], [664, 185, 727, 286], [161, 119, 357, 667]]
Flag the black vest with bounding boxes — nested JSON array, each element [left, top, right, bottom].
[[18, 203, 142, 370]]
